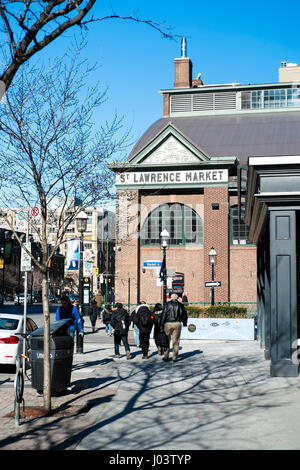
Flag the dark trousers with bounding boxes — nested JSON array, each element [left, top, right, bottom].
[[114, 331, 130, 355], [139, 332, 150, 356]]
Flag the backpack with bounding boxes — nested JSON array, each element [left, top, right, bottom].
[[139, 309, 153, 328], [117, 317, 128, 334], [113, 309, 129, 334]]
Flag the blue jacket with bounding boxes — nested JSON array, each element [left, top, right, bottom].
[[56, 305, 84, 333]]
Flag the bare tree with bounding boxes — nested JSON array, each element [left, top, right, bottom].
[[0, 0, 174, 94], [0, 44, 130, 411]]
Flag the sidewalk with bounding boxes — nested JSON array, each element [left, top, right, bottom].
[[1, 322, 300, 450]]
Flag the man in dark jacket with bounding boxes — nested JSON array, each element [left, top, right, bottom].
[[110, 303, 131, 359], [160, 293, 188, 362]]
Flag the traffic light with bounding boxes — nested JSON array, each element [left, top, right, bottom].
[[94, 267, 99, 276]]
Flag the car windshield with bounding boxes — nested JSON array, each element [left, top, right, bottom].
[[0, 318, 19, 330]]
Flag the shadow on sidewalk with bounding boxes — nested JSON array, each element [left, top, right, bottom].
[[50, 348, 277, 450]]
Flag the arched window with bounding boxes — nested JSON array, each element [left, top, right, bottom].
[[142, 203, 203, 246]]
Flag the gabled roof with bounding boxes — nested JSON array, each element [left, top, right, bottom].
[[128, 124, 210, 166], [128, 112, 300, 165]]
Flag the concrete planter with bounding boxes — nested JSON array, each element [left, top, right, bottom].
[[180, 317, 255, 341]]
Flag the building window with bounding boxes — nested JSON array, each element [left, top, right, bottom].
[[230, 206, 251, 245], [241, 87, 300, 110], [142, 203, 203, 246]]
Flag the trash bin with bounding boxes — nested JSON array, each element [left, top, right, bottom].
[[30, 320, 74, 394]]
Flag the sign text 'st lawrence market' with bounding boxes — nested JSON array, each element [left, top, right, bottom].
[[116, 169, 228, 186]]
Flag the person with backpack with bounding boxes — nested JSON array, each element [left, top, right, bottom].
[[110, 303, 131, 359], [136, 304, 154, 359]]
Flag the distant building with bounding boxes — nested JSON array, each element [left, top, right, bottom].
[[0, 201, 116, 296]]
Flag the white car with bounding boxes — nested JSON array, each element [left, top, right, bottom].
[[0, 314, 38, 365], [14, 294, 31, 305]]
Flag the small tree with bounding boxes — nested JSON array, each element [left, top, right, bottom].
[[0, 44, 130, 411]]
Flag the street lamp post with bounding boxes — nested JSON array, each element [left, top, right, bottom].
[[160, 229, 169, 307], [75, 211, 88, 353], [208, 247, 217, 306]]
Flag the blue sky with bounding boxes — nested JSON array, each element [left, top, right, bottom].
[[32, 0, 300, 157], [4, 0, 300, 159]]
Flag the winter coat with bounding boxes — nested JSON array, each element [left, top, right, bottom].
[[89, 304, 98, 323], [110, 307, 130, 335], [130, 304, 147, 326], [56, 305, 84, 334], [92, 293, 104, 308], [135, 305, 154, 334], [102, 308, 112, 325], [153, 309, 163, 339], [160, 300, 188, 327]]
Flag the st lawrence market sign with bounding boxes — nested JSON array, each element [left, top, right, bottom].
[[116, 169, 228, 186]]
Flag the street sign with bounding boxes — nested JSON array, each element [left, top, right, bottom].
[[83, 278, 91, 306], [83, 261, 93, 276], [31, 206, 39, 217], [83, 249, 93, 262], [205, 281, 222, 288], [143, 260, 162, 269], [21, 242, 31, 271], [15, 211, 28, 232]]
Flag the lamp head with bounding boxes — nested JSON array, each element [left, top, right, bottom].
[[75, 210, 88, 233], [160, 229, 169, 247], [209, 247, 217, 264]]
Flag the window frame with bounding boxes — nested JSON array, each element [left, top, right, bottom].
[[141, 203, 203, 247], [230, 205, 253, 246]]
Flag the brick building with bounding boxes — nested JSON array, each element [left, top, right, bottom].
[[108, 42, 300, 307]]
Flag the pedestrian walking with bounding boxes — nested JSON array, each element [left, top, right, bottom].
[[107, 288, 115, 306], [152, 303, 164, 355], [160, 293, 188, 362], [73, 298, 84, 353], [91, 290, 104, 317], [89, 299, 98, 332], [110, 303, 131, 359], [136, 304, 154, 359], [103, 303, 113, 336], [130, 302, 145, 347], [56, 295, 84, 339]]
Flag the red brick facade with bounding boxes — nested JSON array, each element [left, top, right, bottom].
[[114, 186, 257, 306]]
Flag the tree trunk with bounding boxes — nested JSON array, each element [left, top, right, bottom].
[[42, 270, 51, 412]]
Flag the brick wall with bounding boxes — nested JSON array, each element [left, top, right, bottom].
[[230, 246, 257, 302], [174, 58, 192, 88], [139, 191, 204, 304], [114, 186, 258, 307], [203, 186, 229, 303], [115, 189, 140, 305]]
